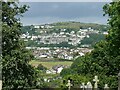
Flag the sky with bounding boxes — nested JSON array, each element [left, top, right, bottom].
[[20, 2, 110, 26], [19, 0, 112, 2]]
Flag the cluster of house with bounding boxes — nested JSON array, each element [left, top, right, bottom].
[[26, 47, 92, 60], [21, 24, 107, 60], [46, 64, 67, 74], [34, 24, 54, 29], [35, 65, 65, 82], [21, 25, 108, 46]]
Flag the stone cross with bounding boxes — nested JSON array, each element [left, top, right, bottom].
[[104, 84, 109, 90], [93, 76, 99, 89], [87, 81, 93, 90], [66, 80, 72, 90], [80, 82, 86, 90], [44, 78, 47, 82]]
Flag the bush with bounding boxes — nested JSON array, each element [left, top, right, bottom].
[[37, 64, 47, 71]]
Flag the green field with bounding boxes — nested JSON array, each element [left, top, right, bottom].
[[30, 60, 73, 69]]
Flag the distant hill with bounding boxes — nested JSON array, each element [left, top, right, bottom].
[[52, 21, 109, 31]]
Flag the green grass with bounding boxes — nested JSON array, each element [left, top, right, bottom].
[[30, 60, 73, 69], [52, 21, 109, 31]]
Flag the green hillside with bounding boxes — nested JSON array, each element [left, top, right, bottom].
[[52, 21, 109, 31], [21, 21, 109, 48]]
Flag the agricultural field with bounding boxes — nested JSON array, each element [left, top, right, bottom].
[[30, 60, 73, 69]]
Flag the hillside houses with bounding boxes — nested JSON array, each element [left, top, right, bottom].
[[27, 47, 92, 60], [21, 25, 104, 59], [34, 24, 54, 29], [21, 25, 104, 47]]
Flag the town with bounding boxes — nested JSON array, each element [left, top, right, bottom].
[[21, 22, 108, 60]]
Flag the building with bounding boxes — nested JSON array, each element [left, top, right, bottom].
[[34, 25, 40, 29]]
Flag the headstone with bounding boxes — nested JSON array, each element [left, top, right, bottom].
[[66, 80, 72, 90], [104, 84, 109, 90], [44, 78, 47, 82], [93, 76, 99, 89], [86, 82, 92, 90], [80, 82, 86, 90], [47, 79, 50, 82]]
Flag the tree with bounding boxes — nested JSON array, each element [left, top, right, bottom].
[[61, 1, 120, 89], [37, 64, 47, 71], [102, 1, 120, 75], [103, 1, 120, 57], [2, 1, 37, 89], [72, 0, 120, 76]]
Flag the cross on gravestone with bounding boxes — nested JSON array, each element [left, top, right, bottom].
[[66, 80, 72, 90], [86, 82, 93, 90], [104, 84, 109, 90], [93, 76, 99, 89], [80, 82, 87, 90]]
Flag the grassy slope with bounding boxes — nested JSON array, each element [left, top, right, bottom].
[[30, 60, 73, 69], [52, 21, 109, 31]]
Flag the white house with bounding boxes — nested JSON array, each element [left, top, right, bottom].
[[39, 54, 48, 58], [86, 35, 90, 38], [31, 36, 38, 40], [46, 70, 51, 74], [46, 70, 56, 74], [21, 34, 26, 39], [34, 25, 40, 29], [79, 52, 85, 56], [103, 32, 108, 35], [52, 65, 65, 74], [65, 55, 73, 60], [57, 67, 64, 73], [40, 25, 45, 29]]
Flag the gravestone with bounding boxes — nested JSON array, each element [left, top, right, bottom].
[[104, 84, 109, 90], [80, 82, 87, 90], [66, 80, 72, 90], [44, 78, 47, 82], [86, 82, 92, 90], [93, 76, 99, 90]]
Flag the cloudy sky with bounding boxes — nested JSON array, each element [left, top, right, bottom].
[[20, 2, 109, 25]]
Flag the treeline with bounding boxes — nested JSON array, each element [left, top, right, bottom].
[[60, 1, 120, 89], [80, 33, 106, 47]]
